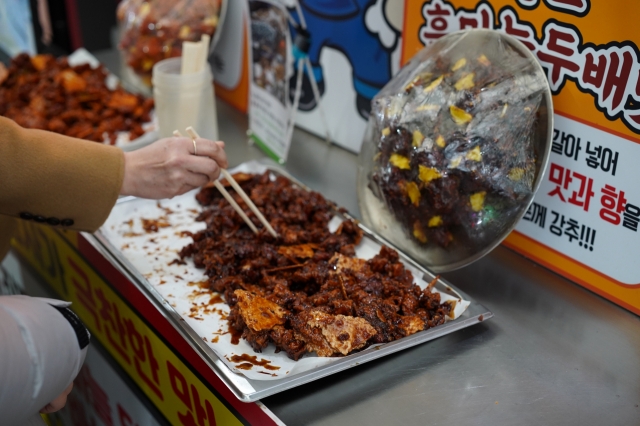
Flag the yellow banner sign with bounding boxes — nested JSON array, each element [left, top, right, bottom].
[[12, 222, 245, 426]]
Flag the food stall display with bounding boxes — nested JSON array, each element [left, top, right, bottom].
[[117, 0, 225, 91], [0, 53, 154, 144], [97, 160, 488, 398], [358, 29, 552, 272]]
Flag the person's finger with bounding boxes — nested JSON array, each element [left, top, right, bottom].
[[183, 171, 210, 189], [216, 141, 225, 149], [192, 138, 229, 169], [177, 183, 198, 196], [184, 155, 221, 182]]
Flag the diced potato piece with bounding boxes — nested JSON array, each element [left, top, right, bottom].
[[413, 222, 427, 243], [435, 135, 446, 148], [509, 167, 525, 181], [203, 16, 219, 27], [412, 130, 424, 147], [30, 55, 49, 71], [381, 127, 391, 136], [418, 165, 442, 183], [59, 70, 86, 93], [477, 54, 491, 66], [454, 73, 475, 91], [470, 191, 486, 212], [179, 25, 191, 39], [466, 146, 482, 162], [389, 153, 411, 170], [406, 182, 420, 206], [500, 103, 508, 118], [452, 58, 467, 71], [138, 2, 151, 17], [416, 104, 440, 112], [423, 75, 443, 93], [428, 216, 443, 227], [449, 156, 462, 168], [449, 105, 473, 125]]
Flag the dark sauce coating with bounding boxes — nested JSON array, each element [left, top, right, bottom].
[[180, 172, 453, 360]]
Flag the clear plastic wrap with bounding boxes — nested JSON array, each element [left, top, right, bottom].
[[117, 0, 223, 90], [357, 29, 553, 272]]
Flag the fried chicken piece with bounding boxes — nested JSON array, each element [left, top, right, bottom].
[[107, 91, 139, 113], [396, 315, 425, 336], [0, 53, 153, 143], [278, 244, 318, 260], [330, 253, 367, 274], [234, 290, 288, 332], [30, 54, 53, 71], [293, 310, 376, 356], [0, 63, 8, 85], [58, 70, 87, 93]]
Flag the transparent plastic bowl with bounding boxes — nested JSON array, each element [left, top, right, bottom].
[[357, 29, 553, 273]]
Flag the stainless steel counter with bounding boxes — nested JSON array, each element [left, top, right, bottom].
[[209, 101, 640, 425], [73, 50, 640, 424]]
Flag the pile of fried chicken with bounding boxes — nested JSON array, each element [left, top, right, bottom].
[[180, 172, 454, 360], [0, 53, 153, 143]]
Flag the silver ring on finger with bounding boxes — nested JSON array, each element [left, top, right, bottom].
[[192, 138, 198, 156]]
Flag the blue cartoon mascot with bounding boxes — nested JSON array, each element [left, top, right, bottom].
[[290, 0, 397, 119]]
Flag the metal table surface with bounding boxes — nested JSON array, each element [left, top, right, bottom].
[[207, 100, 639, 425], [101, 51, 640, 424]]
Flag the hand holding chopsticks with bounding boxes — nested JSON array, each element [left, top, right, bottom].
[[175, 128, 279, 239]]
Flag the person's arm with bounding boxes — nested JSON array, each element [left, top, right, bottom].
[[0, 296, 87, 425], [0, 115, 125, 232], [0, 115, 228, 234]]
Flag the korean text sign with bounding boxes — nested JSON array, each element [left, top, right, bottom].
[[402, 0, 640, 313]]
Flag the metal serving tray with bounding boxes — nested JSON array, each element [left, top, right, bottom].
[[92, 159, 493, 402]]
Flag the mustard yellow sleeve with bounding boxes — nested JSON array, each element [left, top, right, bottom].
[[0, 116, 125, 232]]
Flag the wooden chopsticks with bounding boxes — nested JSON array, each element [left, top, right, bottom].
[[174, 128, 279, 238]]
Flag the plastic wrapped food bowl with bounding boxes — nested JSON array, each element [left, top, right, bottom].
[[117, 0, 226, 94], [356, 29, 553, 273]]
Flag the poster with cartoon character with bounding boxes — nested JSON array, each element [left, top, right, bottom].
[[248, 0, 294, 162], [285, 0, 406, 152]]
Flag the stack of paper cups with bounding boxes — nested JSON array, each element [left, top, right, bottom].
[[152, 57, 218, 140]]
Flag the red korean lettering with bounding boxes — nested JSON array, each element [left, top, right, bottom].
[[168, 361, 191, 408], [566, 172, 594, 212], [599, 184, 627, 225], [118, 404, 137, 426], [68, 394, 96, 426], [544, 0, 589, 16], [537, 25, 580, 89], [581, 46, 640, 133], [457, 3, 493, 30], [499, 8, 537, 51], [420, 0, 455, 43], [582, 51, 606, 87], [76, 366, 113, 426], [125, 318, 163, 400], [189, 384, 216, 426], [68, 257, 101, 332], [602, 50, 634, 112], [95, 288, 131, 364], [547, 163, 571, 202], [168, 362, 217, 426], [622, 69, 640, 131]]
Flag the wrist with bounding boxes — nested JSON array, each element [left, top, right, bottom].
[[120, 152, 135, 196]]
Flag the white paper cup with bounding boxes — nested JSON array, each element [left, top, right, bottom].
[[152, 57, 218, 140]]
